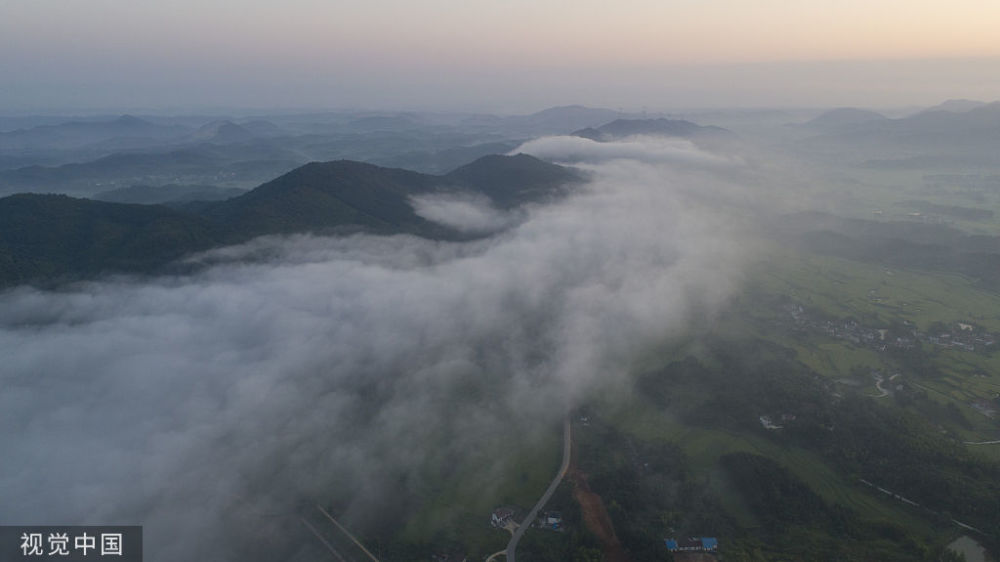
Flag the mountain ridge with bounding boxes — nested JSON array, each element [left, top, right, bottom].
[[0, 154, 583, 287]]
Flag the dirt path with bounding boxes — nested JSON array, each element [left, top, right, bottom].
[[567, 444, 629, 562]]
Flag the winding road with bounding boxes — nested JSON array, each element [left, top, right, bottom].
[[504, 416, 572, 562]]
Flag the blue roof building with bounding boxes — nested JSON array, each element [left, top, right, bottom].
[[664, 537, 718, 552]]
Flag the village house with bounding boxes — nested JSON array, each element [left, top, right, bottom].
[[491, 507, 515, 528]]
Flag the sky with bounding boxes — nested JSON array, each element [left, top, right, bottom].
[[2, 0, 1000, 112]]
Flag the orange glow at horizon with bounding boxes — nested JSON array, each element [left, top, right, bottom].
[[3, 0, 1000, 110], [5, 0, 1000, 68]]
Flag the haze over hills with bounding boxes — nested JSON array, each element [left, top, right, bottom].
[[374, 141, 522, 176], [501, 105, 629, 135], [0, 146, 304, 196], [187, 120, 255, 144], [919, 99, 988, 114], [788, 100, 1000, 166], [93, 183, 246, 205], [0, 106, 669, 194], [0, 115, 186, 151], [238, 119, 285, 137], [798, 107, 889, 131], [771, 211, 1000, 289], [798, 101, 1000, 137]]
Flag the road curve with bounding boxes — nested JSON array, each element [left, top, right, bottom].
[[505, 416, 572, 562]]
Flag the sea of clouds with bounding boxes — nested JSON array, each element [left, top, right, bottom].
[[0, 135, 768, 560]]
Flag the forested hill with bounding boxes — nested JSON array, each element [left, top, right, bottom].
[[0, 154, 583, 288]]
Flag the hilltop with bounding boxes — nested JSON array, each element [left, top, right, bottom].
[[800, 107, 888, 131]]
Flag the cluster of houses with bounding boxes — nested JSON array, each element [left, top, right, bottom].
[[759, 414, 796, 430], [491, 507, 564, 532], [926, 323, 995, 351], [784, 304, 996, 354], [665, 537, 718, 553], [785, 304, 911, 350], [971, 398, 998, 418], [490, 507, 516, 528]]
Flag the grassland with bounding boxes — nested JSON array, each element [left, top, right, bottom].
[[823, 166, 1000, 236], [750, 246, 1000, 332]]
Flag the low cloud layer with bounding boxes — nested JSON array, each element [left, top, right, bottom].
[[410, 192, 516, 234], [513, 134, 740, 167], [0, 137, 758, 560]]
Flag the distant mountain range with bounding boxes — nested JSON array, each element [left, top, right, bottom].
[[515, 105, 626, 134], [795, 101, 1000, 165], [0, 154, 583, 287], [0, 115, 186, 151], [187, 120, 256, 144], [459, 105, 662, 137], [0, 106, 666, 193]]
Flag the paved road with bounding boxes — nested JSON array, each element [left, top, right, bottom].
[[315, 504, 380, 562], [299, 516, 349, 562], [505, 416, 571, 562]]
